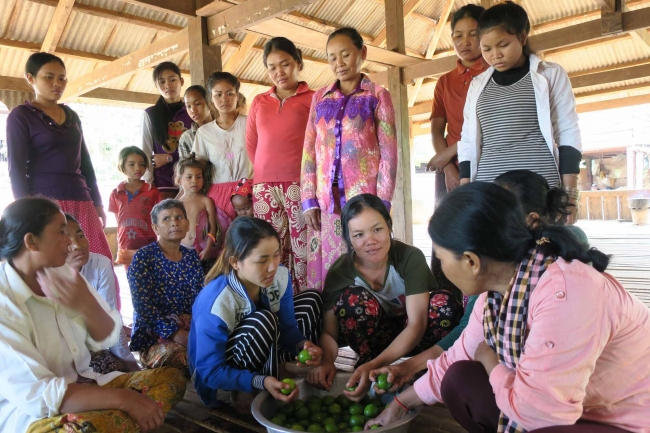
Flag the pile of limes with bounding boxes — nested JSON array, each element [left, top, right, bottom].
[[269, 394, 386, 432]]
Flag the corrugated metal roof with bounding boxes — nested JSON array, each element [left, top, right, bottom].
[[10, 1, 54, 44], [404, 14, 436, 55]]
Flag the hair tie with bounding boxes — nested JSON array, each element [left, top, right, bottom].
[[536, 237, 550, 246]]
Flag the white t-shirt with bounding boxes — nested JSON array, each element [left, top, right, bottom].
[[192, 115, 253, 184]]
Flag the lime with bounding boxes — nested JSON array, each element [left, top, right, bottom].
[[275, 413, 287, 422], [342, 414, 351, 422], [295, 407, 310, 420], [298, 349, 313, 364], [337, 422, 349, 430], [322, 416, 337, 426], [281, 378, 296, 395], [364, 404, 379, 418], [307, 396, 322, 406], [324, 424, 339, 433], [270, 416, 283, 425], [349, 404, 364, 416], [322, 395, 336, 406], [294, 399, 306, 408], [328, 403, 342, 414], [286, 418, 296, 425], [310, 412, 325, 423], [281, 403, 295, 416], [369, 399, 382, 408], [376, 374, 391, 391], [307, 424, 324, 433], [291, 424, 306, 431], [370, 425, 380, 430], [337, 395, 352, 408], [299, 419, 311, 428], [345, 385, 357, 392], [331, 413, 341, 422], [349, 414, 364, 427], [352, 427, 363, 432], [308, 403, 322, 414]]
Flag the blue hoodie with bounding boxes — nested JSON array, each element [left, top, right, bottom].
[[188, 266, 305, 405]]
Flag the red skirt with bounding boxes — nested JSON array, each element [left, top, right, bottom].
[[206, 182, 238, 223]]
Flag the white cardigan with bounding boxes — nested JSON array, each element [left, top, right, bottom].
[[458, 54, 582, 181]]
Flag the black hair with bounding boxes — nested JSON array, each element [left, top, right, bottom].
[[184, 85, 209, 101], [118, 146, 150, 174], [477, 1, 531, 56], [327, 27, 364, 50], [174, 153, 205, 189], [451, 4, 486, 31], [0, 197, 62, 260], [206, 71, 245, 112], [25, 52, 66, 76], [263, 37, 304, 71], [151, 199, 187, 225], [64, 213, 79, 225], [149, 61, 183, 150], [429, 182, 610, 272], [494, 170, 571, 226], [205, 217, 281, 284], [341, 194, 393, 252]]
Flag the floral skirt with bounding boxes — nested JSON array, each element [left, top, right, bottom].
[[26, 367, 185, 433], [333, 286, 463, 365], [139, 313, 191, 376]]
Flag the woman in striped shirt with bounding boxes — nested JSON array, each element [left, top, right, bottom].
[[457, 2, 582, 222]]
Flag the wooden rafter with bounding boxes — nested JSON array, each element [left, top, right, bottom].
[[373, 0, 427, 48], [196, 0, 233, 17], [116, 0, 195, 18], [223, 33, 257, 73], [2, 0, 24, 38], [63, 28, 189, 100], [576, 93, 650, 113], [408, 0, 454, 107], [41, 0, 76, 53]]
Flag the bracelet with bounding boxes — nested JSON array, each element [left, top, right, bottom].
[[394, 396, 409, 412], [563, 186, 581, 201], [206, 233, 216, 243]]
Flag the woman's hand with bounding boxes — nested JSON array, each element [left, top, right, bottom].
[[427, 146, 456, 172], [264, 377, 299, 403], [199, 239, 214, 261], [153, 154, 170, 168], [474, 341, 499, 376], [306, 361, 337, 391], [460, 178, 470, 186], [343, 362, 375, 401], [171, 329, 189, 347], [37, 267, 99, 315], [95, 206, 107, 228], [443, 165, 460, 192], [296, 341, 323, 367], [120, 389, 165, 432], [369, 363, 413, 395], [364, 399, 409, 430], [304, 208, 321, 232]]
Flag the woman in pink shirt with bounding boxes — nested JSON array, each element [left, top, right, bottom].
[[246, 37, 315, 293], [368, 182, 650, 433]]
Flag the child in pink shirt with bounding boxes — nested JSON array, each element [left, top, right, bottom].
[[367, 182, 650, 433]]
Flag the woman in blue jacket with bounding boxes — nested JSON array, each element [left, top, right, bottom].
[[189, 217, 324, 405]]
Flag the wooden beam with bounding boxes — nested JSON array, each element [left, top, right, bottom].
[[77, 88, 159, 105], [576, 93, 650, 112], [542, 33, 631, 57], [373, 0, 427, 47], [575, 81, 650, 99], [569, 57, 650, 78], [408, 0, 454, 107], [570, 62, 650, 89], [402, 6, 650, 82], [223, 33, 257, 73], [0, 76, 33, 93], [188, 18, 222, 88], [385, 0, 413, 244], [196, 0, 234, 17], [63, 28, 189, 100], [207, 0, 318, 42], [117, 0, 196, 18], [408, 100, 432, 116], [41, 0, 76, 53], [287, 11, 375, 42]]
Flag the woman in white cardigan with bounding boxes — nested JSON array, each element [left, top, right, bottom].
[[457, 2, 582, 222]]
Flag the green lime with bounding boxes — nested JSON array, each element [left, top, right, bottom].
[[342, 414, 351, 422], [369, 399, 382, 408], [310, 412, 325, 423], [363, 404, 379, 418], [328, 403, 342, 414], [298, 349, 313, 364], [324, 424, 339, 433], [337, 422, 349, 430], [294, 399, 306, 408], [281, 403, 295, 416], [281, 378, 296, 395], [337, 395, 352, 408], [307, 396, 322, 406], [299, 419, 311, 428], [270, 416, 283, 425], [308, 403, 322, 414], [287, 418, 296, 425], [322, 395, 336, 406], [295, 407, 310, 420], [376, 374, 391, 391], [322, 416, 337, 426], [331, 413, 341, 422], [349, 404, 364, 416], [275, 413, 287, 422], [291, 424, 306, 431], [370, 425, 380, 430], [351, 427, 363, 432], [349, 414, 364, 427], [307, 424, 324, 433], [345, 385, 357, 392]]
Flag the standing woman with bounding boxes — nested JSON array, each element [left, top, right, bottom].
[[179, 85, 213, 161], [301, 28, 398, 290], [142, 62, 192, 200], [194, 72, 252, 223], [458, 2, 582, 222], [7, 52, 112, 263], [247, 37, 314, 292]]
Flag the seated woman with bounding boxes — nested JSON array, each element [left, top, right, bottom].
[[368, 170, 580, 395], [189, 217, 324, 407], [65, 214, 140, 373], [307, 194, 464, 399], [368, 182, 650, 433], [0, 197, 185, 433], [128, 199, 203, 375]]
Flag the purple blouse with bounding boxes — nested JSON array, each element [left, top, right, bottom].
[[7, 101, 102, 205]]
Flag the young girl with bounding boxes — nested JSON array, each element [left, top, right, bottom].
[[175, 155, 219, 274], [142, 61, 192, 200], [458, 2, 582, 222], [230, 178, 255, 218], [301, 28, 398, 290], [109, 146, 160, 272], [179, 85, 213, 165], [188, 217, 324, 408], [194, 72, 252, 224]]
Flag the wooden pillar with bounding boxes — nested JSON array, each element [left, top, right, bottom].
[[384, 0, 413, 244], [188, 17, 222, 87], [627, 148, 636, 189]]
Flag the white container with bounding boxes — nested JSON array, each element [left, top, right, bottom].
[[251, 372, 421, 433]]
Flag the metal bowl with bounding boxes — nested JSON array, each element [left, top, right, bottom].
[[251, 372, 421, 433]]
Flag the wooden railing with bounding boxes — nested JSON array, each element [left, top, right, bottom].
[[578, 189, 650, 221]]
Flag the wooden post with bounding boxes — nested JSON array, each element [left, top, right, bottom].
[[384, 0, 413, 244], [627, 148, 636, 189], [188, 17, 222, 88]]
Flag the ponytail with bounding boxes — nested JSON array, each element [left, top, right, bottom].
[[533, 226, 610, 272]]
